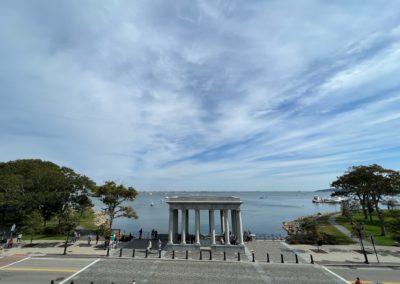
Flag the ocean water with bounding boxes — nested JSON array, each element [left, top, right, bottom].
[[95, 191, 340, 236]]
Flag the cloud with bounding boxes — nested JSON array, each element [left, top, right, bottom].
[[1, 0, 400, 190]]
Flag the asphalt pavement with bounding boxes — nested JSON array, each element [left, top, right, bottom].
[[68, 258, 345, 284], [1, 255, 399, 283], [328, 265, 400, 283], [0, 256, 97, 284]]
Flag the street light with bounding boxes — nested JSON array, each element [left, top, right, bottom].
[[351, 221, 369, 264]]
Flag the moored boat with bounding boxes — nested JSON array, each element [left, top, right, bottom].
[[312, 195, 323, 203]]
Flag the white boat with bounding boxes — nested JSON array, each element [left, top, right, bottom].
[[312, 195, 349, 203], [325, 196, 349, 203], [312, 196, 324, 203]]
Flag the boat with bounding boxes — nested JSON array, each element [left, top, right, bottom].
[[150, 202, 154, 207], [312, 195, 349, 203], [312, 196, 324, 203], [259, 196, 265, 199]]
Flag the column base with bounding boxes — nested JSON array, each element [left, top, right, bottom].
[[165, 243, 201, 251], [211, 244, 245, 253]]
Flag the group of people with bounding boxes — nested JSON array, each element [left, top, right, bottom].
[[104, 233, 122, 249], [1, 233, 23, 249]]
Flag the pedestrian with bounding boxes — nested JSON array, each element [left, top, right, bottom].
[[104, 238, 109, 250], [96, 233, 99, 245], [7, 238, 13, 248], [17, 233, 22, 243], [158, 239, 162, 251], [129, 232, 133, 241], [139, 228, 143, 240], [151, 229, 154, 239], [154, 230, 158, 240], [113, 234, 117, 248], [72, 231, 78, 243], [88, 234, 92, 245], [355, 277, 362, 284]]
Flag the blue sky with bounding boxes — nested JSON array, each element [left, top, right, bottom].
[[1, 1, 400, 191]]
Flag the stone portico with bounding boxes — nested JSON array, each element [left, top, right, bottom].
[[165, 196, 245, 252]]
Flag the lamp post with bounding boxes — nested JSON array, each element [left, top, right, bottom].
[[351, 222, 369, 264]]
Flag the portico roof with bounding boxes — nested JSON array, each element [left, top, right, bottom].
[[166, 196, 242, 204], [166, 196, 242, 210]]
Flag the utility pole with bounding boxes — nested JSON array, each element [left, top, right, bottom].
[[352, 222, 369, 264]]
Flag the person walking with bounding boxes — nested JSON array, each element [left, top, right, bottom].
[[16, 233, 22, 243], [355, 277, 362, 284], [139, 228, 143, 240], [7, 238, 13, 248], [158, 239, 162, 251], [96, 233, 99, 245], [87, 234, 92, 245]]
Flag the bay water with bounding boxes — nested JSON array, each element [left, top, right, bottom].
[[96, 191, 340, 236]]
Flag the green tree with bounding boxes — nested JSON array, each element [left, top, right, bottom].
[[0, 159, 96, 227], [93, 181, 138, 232], [22, 210, 44, 244], [331, 166, 371, 221], [332, 164, 400, 236], [387, 210, 400, 242], [58, 208, 78, 255]]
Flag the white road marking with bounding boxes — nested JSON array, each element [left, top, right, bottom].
[[244, 246, 272, 283], [59, 258, 101, 284], [0, 256, 31, 269], [321, 265, 349, 283]]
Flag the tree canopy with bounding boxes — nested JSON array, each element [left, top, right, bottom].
[[0, 159, 96, 227], [93, 181, 138, 233], [331, 164, 400, 236]]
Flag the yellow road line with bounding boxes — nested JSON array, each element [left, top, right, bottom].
[[0, 267, 79, 273]]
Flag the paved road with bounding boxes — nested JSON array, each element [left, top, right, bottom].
[[71, 258, 345, 284], [2, 255, 399, 284], [329, 266, 400, 283], [0, 256, 97, 284]]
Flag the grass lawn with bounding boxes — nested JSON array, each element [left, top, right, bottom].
[[24, 207, 97, 241], [316, 214, 354, 245], [336, 210, 398, 246]]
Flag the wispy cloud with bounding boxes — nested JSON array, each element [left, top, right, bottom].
[[1, 1, 399, 190]]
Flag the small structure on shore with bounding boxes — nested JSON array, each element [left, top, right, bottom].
[[165, 196, 245, 252]]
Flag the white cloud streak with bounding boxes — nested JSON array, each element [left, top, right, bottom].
[[0, 0, 399, 190]]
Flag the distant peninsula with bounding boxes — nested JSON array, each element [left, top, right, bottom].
[[314, 188, 335, 192]]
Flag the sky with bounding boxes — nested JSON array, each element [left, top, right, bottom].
[[1, 1, 400, 191]]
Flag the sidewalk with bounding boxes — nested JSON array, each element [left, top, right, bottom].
[[288, 243, 400, 265], [2, 239, 400, 267], [0, 240, 108, 257]]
